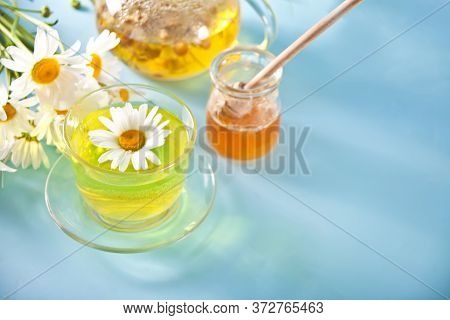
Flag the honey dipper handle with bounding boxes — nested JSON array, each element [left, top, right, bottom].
[[244, 0, 364, 90]]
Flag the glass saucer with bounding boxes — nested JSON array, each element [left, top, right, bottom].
[[45, 156, 216, 253]]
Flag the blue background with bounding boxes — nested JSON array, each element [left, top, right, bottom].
[[0, 0, 449, 299]]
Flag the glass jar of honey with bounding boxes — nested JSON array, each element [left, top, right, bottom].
[[206, 47, 282, 160], [95, 0, 276, 80]]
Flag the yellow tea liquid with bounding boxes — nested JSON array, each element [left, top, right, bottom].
[[96, 0, 240, 80], [70, 107, 189, 226]]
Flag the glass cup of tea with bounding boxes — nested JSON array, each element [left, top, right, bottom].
[[95, 0, 276, 80], [206, 46, 282, 160], [59, 84, 197, 232]]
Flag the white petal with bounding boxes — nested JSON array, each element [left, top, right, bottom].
[[144, 131, 165, 148], [11, 140, 21, 166], [131, 151, 143, 170], [31, 112, 53, 140], [141, 156, 148, 170], [85, 37, 95, 54], [0, 108, 6, 121], [144, 106, 159, 126], [145, 150, 161, 166], [89, 130, 119, 148], [47, 28, 61, 55], [162, 129, 171, 138], [95, 30, 109, 48], [111, 149, 125, 170], [104, 31, 120, 52], [99, 116, 120, 134], [0, 85, 8, 106], [110, 107, 127, 132], [118, 151, 131, 172], [14, 96, 39, 108], [5, 46, 33, 70], [34, 28, 49, 60], [30, 142, 40, 169], [121, 105, 133, 130], [157, 119, 170, 130], [0, 161, 16, 173], [10, 74, 35, 99], [0, 58, 27, 73], [152, 113, 162, 127], [130, 106, 139, 129], [138, 104, 148, 125], [65, 40, 81, 56], [98, 149, 116, 163], [38, 143, 50, 168], [97, 60, 121, 85], [22, 141, 31, 168]]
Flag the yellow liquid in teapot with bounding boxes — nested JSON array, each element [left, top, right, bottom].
[[96, 0, 240, 80]]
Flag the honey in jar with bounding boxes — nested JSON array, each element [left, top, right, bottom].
[[206, 47, 283, 160]]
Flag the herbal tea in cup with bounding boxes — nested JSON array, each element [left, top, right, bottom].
[[62, 85, 196, 231]]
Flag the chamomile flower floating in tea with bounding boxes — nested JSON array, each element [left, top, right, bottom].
[[84, 29, 121, 85], [88, 103, 171, 172], [0, 28, 83, 109], [0, 84, 36, 139]]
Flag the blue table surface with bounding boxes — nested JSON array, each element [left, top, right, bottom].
[[0, 0, 449, 300]]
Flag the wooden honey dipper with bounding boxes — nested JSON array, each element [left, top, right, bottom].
[[245, 0, 364, 90]]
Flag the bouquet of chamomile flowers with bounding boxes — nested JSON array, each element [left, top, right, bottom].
[[0, 1, 122, 174]]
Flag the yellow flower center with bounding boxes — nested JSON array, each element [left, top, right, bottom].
[[88, 53, 102, 79], [0, 103, 17, 122], [119, 88, 129, 102], [31, 58, 60, 84], [55, 109, 68, 116], [118, 130, 145, 151]]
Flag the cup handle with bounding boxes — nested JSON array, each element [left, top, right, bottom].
[[244, 0, 277, 49]]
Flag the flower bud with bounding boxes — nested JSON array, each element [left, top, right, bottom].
[[41, 6, 52, 18], [71, 0, 81, 10]]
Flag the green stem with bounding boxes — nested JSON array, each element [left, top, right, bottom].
[[0, 19, 27, 49], [0, 1, 49, 30], [9, 10, 65, 50], [10, 1, 19, 38], [5, 69, 11, 88], [0, 11, 34, 44], [0, 3, 42, 14]]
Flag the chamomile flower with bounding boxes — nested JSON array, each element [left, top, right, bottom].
[[0, 84, 36, 139], [31, 104, 67, 145], [0, 27, 84, 110], [84, 30, 121, 85], [11, 131, 50, 169], [0, 134, 16, 173], [31, 78, 108, 146], [110, 87, 132, 103], [88, 103, 171, 172]]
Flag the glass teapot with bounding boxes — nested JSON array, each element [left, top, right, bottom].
[[95, 0, 276, 80]]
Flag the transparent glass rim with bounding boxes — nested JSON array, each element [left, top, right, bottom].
[[63, 83, 198, 177], [210, 46, 283, 98]]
